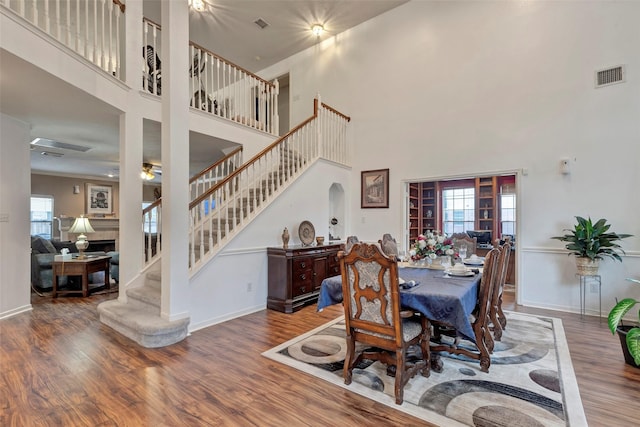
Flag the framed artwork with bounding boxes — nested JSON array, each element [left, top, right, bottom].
[[361, 169, 389, 208], [86, 183, 113, 215]]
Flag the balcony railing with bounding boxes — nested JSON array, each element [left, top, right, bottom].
[[1, 0, 125, 78], [142, 18, 279, 135]]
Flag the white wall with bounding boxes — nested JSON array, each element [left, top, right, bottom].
[[259, 1, 640, 316], [188, 159, 351, 330], [0, 114, 32, 318]]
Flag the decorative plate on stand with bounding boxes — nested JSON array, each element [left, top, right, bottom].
[[298, 220, 316, 246]]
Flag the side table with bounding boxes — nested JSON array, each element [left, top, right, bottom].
[[52, 255, 111, 298], [576, 274, 601, 318]]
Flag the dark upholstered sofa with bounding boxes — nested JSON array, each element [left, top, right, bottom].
[[31, 236, 119, 291]]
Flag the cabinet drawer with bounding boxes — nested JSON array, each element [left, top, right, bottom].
[[292, 279, 314, 297], [327, 262, 340, 276], [327, 253, 340, 276], [293, 258, 313, 274]]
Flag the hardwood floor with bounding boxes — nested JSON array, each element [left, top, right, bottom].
[[1, 291, 639, 426]]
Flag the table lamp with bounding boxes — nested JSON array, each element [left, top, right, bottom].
[[69, 215, 95, 259]]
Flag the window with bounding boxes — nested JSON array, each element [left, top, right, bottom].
[[31, 196, 54, 239], [142, 202, 158, 234], [500, 193, 516, 237], [442, 187, 475, 235]]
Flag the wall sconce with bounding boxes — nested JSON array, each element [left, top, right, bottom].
[[73, 185, 80, 194]]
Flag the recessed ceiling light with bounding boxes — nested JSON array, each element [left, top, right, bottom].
[[311, 24, 324, 37], [190, 0, 206, 12]]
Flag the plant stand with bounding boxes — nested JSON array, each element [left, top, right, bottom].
[[576, 274, 601, 319]]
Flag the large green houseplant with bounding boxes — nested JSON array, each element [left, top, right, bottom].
[[551, 216, 631, 275], [608, 278, 640, 367]]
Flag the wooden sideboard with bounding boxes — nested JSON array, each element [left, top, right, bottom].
[[267, 243, 342, 313]]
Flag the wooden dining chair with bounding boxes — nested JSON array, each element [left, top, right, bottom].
[[344, 235, 360, 253], [429, 247, 500, 373], [451, 232, 477, 258], [142, 45, 161, 95], [489, 241, 511, 340], [339, 242, 430, 404], [379, 233, 399, 259]]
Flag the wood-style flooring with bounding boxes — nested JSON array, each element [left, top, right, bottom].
[[1, 291, 639, 426]]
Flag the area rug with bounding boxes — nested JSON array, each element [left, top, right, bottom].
[[262, 312, 586, 426]]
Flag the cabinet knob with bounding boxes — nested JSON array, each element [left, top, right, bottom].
[[300, 286, 306, 293], [300, 274, 306, 280], [300, 262, 306, 268]]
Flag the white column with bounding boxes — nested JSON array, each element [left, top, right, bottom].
[[116, 0, 144, 299], [160, 0, 190, 321]]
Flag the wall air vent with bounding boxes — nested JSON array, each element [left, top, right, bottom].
[[30, 137, 91, 152], [595, 65, 625, 88], [254, 18, 269, 29]]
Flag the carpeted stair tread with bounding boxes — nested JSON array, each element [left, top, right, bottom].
[[97, 300, 189, 348], [127, 285, 161, 312]]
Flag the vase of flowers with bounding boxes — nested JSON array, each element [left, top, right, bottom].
[[409, 231, 455, 267]]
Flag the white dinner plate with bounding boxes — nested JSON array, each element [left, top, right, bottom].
[[463, 258, 484, 266], [446, 270, 475, 277]]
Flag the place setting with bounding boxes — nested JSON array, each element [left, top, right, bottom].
[[462, 253, 485, 267], [444, 262, 477, 278]]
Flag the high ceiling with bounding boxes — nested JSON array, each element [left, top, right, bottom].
[[0, 0, 408, 181]]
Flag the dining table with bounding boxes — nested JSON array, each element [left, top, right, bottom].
[[317, 263, 482, 343]]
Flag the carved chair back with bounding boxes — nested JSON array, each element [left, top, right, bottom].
[[340, 242, 403, 346], [451, 232, 477, 256]]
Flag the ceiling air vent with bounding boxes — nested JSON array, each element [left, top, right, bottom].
[[254, 18, 269, 30], [595, 65, 625, 88], [30, 137, 91, 152]]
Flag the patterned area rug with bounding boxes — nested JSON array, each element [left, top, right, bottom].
[[262, 312, 586, 426]]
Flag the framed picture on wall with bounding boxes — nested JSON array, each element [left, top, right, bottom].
[[361, 169, 389, 208], [86, 183, 113, 215]]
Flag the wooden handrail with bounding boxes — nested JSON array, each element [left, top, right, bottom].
[[189, 115, 316, 210], [189, 42, 276, 88], [321, 102, 351, 122], [189, 146, 243, 184], [189, 100, 347, 209], [112, 0, 125, 13], [143, 17, 161, 28], [143, 198, 161, 216]]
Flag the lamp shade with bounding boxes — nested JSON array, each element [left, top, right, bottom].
[[69, 216, 95, 234]]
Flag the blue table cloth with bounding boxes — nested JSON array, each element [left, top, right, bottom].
[[317, 266, 481, 342]]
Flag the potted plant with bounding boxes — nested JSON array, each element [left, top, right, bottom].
[[551, 216, 631, 275], [608, 278, 640, 367]]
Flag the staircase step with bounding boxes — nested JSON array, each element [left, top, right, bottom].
[[127, 285, 161, 314], [97, 300, 189, 348], [146, 271, 162, 290]]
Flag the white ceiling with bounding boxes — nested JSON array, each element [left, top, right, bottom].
[[0, 0, 407, 181]]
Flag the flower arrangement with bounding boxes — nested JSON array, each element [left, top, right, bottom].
[[409, 231, 455, 260]]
